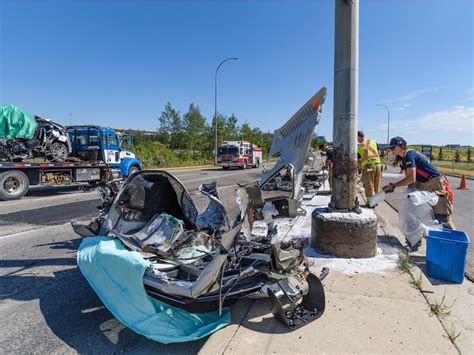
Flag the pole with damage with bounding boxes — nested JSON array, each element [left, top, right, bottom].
[[312, 0, 377, 258], [331, 0, 359, 210]]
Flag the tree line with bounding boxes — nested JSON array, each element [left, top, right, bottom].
[[155, 102, 274, 158], [126, 102, 275, 167]]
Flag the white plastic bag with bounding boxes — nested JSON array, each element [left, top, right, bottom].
[[407, 190, 439, 206], [398, 189, 441, 247]]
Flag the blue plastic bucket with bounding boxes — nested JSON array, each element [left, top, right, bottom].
[[426, 229, 470, 284]]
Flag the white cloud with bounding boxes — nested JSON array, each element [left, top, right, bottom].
[[466, 88, 474, 96], [381, 85, 449, 103], [416, 106, 473, 132], [375, 106, 474, 145]]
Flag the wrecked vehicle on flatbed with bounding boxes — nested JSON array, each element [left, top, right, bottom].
[[0, 104, 71, 162], [74, 87, 328, 342]]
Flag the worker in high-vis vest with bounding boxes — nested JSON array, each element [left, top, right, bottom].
[[357, 131, 381, 205], [382, 137, 455, 230]]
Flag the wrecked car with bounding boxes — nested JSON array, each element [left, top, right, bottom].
[[73, 87, 328, 342], [257, 87, 327, 217], [74, 171, 326, 334], [0, 104, 71, 162]]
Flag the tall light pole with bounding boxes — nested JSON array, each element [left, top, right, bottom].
[[214, 57, 238, 164], [376, 104, 390, 144], [331, 0, 359, 210]]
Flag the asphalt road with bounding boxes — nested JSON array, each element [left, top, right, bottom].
[[380, 166, 474, 281], [0, 166, 266, 353]]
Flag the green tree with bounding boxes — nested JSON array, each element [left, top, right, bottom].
[[261, 131, 274, 156], [439, 147, 444, 161], [157, 102, 178, 147], [455, 149, 461, 162], [226, 114, 239, 140], [239, 122, 253, 142], [169, 110, 184, 150], [311, 136, 327, 150], [183, 103, 208, 156], [467, 147, 472, 163]]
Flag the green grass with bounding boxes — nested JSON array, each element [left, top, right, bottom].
[[434, 161, 474, 177], [447, 323, 461, 343], [429, 293, 454, 318], [410, 272, 423, 290], [409, 145, 472, 162], [398, 252, 411, 273]]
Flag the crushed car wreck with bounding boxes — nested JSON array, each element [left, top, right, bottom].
[[0, 104, 71, 162], [74, 87, 329, 342]]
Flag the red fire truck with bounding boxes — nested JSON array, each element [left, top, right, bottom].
[[217, 140, 263, 170]]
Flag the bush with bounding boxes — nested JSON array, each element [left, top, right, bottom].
[[132, 141, 213, 168], [132, 141, 180, 168]]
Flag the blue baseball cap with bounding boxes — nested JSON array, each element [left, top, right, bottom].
[[387, 136, 407, 148]]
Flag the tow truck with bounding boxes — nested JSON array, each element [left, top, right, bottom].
[[0, 126, 142, 201], [66, 126, 142, 177], [217, 140, 262, 170]]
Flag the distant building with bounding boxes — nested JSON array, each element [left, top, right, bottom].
[[445, 144, 460, 149]]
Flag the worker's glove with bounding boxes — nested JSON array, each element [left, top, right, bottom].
[[383, 183, 395, 193]]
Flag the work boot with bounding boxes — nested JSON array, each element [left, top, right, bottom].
[[405, 239, 422, 252]]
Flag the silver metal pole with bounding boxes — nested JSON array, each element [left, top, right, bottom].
[[332, 0, 359, 210], [376, 104, 390, 144], [214, 57, 238, 164]]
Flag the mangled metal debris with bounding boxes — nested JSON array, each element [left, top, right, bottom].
[[74, 170, 327, 338], [0, 105, 71, 162], [74, 87, 330, 341], [259, 87, 327, 217]]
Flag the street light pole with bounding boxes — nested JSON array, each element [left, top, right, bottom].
[[376, 104, 390, 144], [214, 57, 238, 164]]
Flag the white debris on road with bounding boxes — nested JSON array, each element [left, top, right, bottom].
[[266, 193, 400, 276]]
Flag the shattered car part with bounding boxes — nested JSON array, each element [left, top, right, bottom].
[[268, 269, 328, 330], [259, 87, 327, 218], [74, 170, 327, 331], [0, 113, 71, 162]]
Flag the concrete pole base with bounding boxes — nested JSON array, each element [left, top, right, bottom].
[[311, 207, 378, 258]]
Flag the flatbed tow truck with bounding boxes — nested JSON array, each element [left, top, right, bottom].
[[0, 126, 141, 201], [0, 159, 116, 201]]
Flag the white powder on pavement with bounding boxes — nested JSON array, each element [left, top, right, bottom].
[[305, 243, 400, 275]]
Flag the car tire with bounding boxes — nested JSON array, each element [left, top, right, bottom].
[[222, 166, 229, 170], [253, 160, 260, 168], [241, 161, 247, 170], [0, 170, 30, 201], [48, 141, 69, 162]]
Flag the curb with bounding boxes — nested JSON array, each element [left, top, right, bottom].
[[152, 165, 215, 171], [444, 173, 474, 180]]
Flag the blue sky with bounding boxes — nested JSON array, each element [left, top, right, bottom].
[[1, 0, 473, 145]]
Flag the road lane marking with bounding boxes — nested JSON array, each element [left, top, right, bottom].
[[0, 222, 71, 240]]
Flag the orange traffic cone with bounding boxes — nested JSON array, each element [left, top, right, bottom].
[[457, 175, 469, 190]]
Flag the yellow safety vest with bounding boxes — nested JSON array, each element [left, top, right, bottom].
[[358, 138, 380, 167]]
